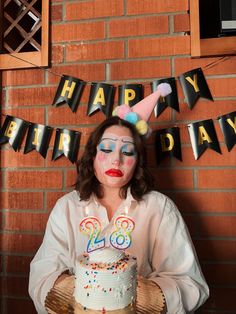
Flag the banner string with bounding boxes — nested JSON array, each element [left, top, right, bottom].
[[5, 53, 235, 85], [7, 54, 64, 78], [204, 55, 231, 70], [0, 54, 234, 130]]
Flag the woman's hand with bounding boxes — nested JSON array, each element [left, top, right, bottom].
[[137, 276, 167, 313], [53, 271, 71, 287]]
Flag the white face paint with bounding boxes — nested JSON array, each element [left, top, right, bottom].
[[93, 125, 137, 191]]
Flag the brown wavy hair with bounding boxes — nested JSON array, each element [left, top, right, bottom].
[[75, 116, 156, 201]]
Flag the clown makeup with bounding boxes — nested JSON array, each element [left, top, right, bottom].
[[93, 126, 138, 190], [97, 140, 137, 157]]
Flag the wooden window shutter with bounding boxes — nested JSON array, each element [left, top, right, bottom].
[[0, 0, 49, 70]]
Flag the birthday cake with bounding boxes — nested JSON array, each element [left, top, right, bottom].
[[74, 247, 137, 312]]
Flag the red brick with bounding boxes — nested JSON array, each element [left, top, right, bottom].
[[202, 287, 236, 311], [174, 56, 236, 76], [8, 87, 56, 107], [1, 191, 43, 210], [48, 105, 107, 127], [51, 45, 64, 64], [5, 170, 63, 189], [2, 276, 29, 297], [194, 239, 236, 261], [51, 22, 105, 43], [1, 150, 45, 168], [175, 146, 236, 167], [66, 0, 124, 20], [1, 234, 43, 253], [208, 77, 236, 98], [128, 36, 190, 58], [176, 100, 236, 123], [198, 169, 236, 189], [66, 41, 125, 62], [66, 169, 77, 188], [110, 59, 171, 80], [173, 14, 190, 33], [6, 298, 36, 314], [1, 89, 6, 106], [152, 169, 194, 190], [199, 216, 236, 237], [51, 4, 63, 21], [202, 263, 236, 285], [5, 212, 49, 232], [5, 255, 32, 274], [109, 16, 168, 38], [171, 191, 236, 213], [48, 64, 105, 84], [46, 191, 68, 210], [2, 69, 44, 86], [2, 107, 46, 124], [0, 212, 2, 231], [127, 0, 189, 15]]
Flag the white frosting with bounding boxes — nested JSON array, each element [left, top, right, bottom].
[[89, 247, 125, 264], [74, 248, 137, 311]]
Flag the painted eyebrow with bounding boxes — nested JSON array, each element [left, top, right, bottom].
[[100, 137, 134, 144], [100, 137, 117, 142]]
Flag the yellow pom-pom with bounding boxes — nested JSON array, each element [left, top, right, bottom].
[[112, 107, 118, 116], [135, 120, 148, 135]]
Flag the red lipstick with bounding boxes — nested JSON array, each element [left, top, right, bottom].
[[105, 169, 123, 177]]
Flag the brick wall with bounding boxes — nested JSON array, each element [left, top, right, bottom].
[[0, 0, 236, 313]]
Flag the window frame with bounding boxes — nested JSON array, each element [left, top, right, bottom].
[[0, 1, 49, 70], [190, 0, 236, 57]]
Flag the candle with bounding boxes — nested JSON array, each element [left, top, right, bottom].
[[80, 216, 105, 253], [109, 215, 135, 250]]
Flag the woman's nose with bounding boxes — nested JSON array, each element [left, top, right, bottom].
[[111, 151, 122, 166]]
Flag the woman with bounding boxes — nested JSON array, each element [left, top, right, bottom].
[[29, 116, 209, 313]]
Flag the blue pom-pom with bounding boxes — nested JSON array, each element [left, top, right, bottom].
[[124, 112, 139, 125]]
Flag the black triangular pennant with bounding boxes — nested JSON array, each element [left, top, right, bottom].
[[218, 111, 236, 151], [118, 84, 143, 107], [52, 75, 86, 112], [87, 82, 115, 117], [0, 115, 28, 151], [52, 128, 81, 164], [179, 67, 213, 109], [155, 127, 182, 164], [188, 119, 221, 160], [152, 78, 179, 117], [24, 123, 53, 158]]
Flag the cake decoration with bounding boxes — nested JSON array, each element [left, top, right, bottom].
[[79, 216, 105, 253], [79, 206, 135, 252], [74, 247, 137, 311], [110, 215, 135, 250]]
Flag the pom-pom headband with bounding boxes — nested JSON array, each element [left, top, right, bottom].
[[112, 83, 172, 136]]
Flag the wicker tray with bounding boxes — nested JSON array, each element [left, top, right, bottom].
[[45, 276, 164, 314]]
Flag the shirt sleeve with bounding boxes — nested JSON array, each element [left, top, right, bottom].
[[28, 199, 72, 314], [148, 196, 209, 313]]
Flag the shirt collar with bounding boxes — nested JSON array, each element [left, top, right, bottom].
[[76, 187, 138, 210]]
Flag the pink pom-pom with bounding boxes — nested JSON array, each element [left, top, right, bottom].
[[117, 104, 132, 119], [157, 83, 172, 97]]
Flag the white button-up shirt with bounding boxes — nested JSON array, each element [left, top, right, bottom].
[[29, 189, 209, 314]]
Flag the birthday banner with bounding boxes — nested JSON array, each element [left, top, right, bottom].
[[52, 67, 213, 117], [0, 111, 235, 164], [0, 67, 236, 163], [0, 115, 81, 163]]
